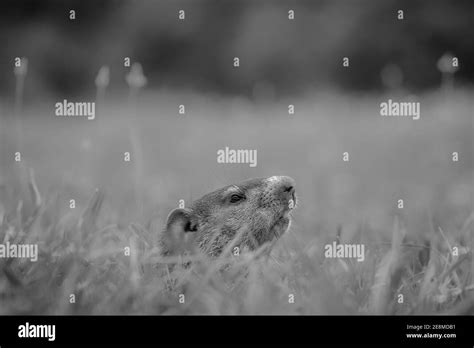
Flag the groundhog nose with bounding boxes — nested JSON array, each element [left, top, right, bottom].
[[269, 176, 296, 200], [285, 185, 295, 198], [279, 176, 296, 191]]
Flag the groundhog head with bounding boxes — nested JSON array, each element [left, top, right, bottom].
[[160, 176, 296, 257]]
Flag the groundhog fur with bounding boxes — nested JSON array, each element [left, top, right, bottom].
[[159, 176, 296, 258]]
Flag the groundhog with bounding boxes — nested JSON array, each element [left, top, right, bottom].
[[159, 176, 296, 258]]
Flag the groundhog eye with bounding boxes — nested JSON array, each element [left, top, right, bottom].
[[229, 194, 244, 203]]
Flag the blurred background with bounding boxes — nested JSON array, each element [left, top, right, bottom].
[[0, 0, 472, 245], [1, 0, 474, 98]]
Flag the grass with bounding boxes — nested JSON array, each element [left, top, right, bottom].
[[0, 89, 472, 315]]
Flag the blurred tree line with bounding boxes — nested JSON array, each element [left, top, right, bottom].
[[0, 0, 473, 98]]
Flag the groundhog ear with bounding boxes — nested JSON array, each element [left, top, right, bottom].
[[161, 208, 198, 256], [165, 208, 198, 233]]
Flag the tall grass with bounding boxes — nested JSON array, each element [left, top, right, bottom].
[[0, 172, 471, 314]]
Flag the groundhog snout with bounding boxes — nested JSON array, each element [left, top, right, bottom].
[[267, 175, 296, 208]]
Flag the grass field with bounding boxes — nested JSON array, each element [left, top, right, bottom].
[[0, 88, 472, 314]]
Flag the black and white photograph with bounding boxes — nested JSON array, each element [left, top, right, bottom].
[[0, 0, 473, 346]]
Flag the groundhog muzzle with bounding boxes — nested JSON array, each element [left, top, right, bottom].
[[159, 176, 296, 257]]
